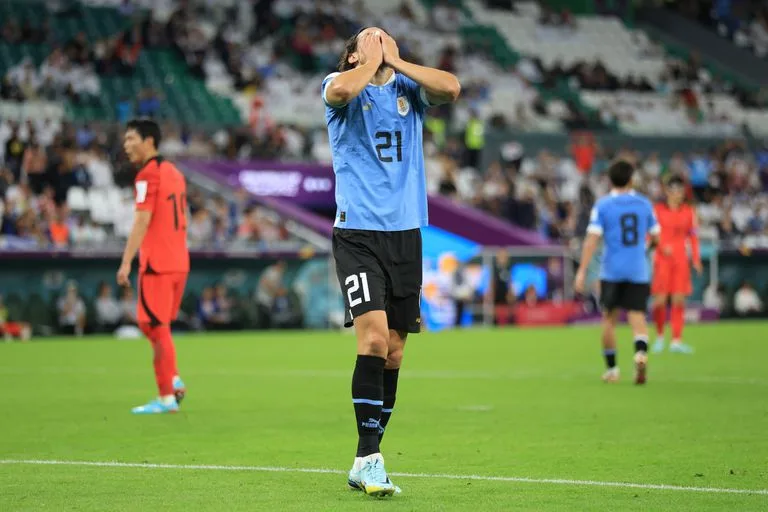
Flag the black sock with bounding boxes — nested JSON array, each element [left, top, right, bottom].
[[352, 355, 385, 457], [603, 349, 616, 369], [379, 368, 399, 443], [634, 336, 648, 353]]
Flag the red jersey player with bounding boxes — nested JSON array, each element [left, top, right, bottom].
[[651, 175, 702, 354], [117, 119, 190, 414]]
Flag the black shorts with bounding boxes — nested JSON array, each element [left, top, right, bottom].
[[600, 280, 650, 312], [332, 227, 422, 333]]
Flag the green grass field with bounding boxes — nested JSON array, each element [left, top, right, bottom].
[[1, 323, 767, 511]]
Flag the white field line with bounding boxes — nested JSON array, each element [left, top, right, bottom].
[[1, 367, 767, 386], [0, 459, 766, 496]]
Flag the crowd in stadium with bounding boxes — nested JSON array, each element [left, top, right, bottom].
[[1, 0, 768, 251]]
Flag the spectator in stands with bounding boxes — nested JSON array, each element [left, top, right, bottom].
[[734, 281, 764, 317], [57, 281, 86, 336], [116, 24, 144, 74], [95, 282, 121, 332], [4, 124, 26, 179], [1, 18, 22, 44], [21, 139, 48, 194], [136, 89, 162, 118], [197, 286, 231, 331], [188, 208, 213, 248], [256, 260, 287, 320], [522, 284, 539, 307], [0, 294, 31, 341], [65, 32, 92, 66], [48, 208, 71, 249], [70, 214, 107, 247], [120, 287, 138, 326], [214, 283, 238, 329], [703, 282, 727, 313]]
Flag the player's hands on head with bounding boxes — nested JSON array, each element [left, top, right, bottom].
[[117, 263, 131, 287], [380, 33, 400, 66], [358, 31, 383, 67]]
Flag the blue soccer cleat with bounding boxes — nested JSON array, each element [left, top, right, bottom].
[[670, 342, 695, 354], [173, 376, 186, 406], [131, 398, 179, 414], [652, 337, 665, 354]]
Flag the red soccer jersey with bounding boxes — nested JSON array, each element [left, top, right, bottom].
[[134, 156, 190, 274], [654, 202, 699, 263]]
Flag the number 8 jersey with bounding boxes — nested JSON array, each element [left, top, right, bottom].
[[323, 72, 430, 231], [134, 156, 190, 274], [587, 190, 659, 283]]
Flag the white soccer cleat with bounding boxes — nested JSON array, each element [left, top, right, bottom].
[[349, 455, 401, 495], [634, 351, 648, 385], [602, 367, 620, 383]]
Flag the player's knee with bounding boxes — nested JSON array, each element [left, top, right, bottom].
[[671, 295, 685, 305], [359, 329, 389, 357], [386, 347, 403, 369], [139, 322, 154, 339]]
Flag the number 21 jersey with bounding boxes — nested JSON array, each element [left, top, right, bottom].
[[323, 72, 430, 232], [134, 156, 190, 274], [587, 191, 659, 283]]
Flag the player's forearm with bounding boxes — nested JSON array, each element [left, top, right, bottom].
[[121, 214, 151, 266], [689, 235, 701, 265], [326, 62, 380, 104], [390, 59, 461, 104], [577, 234, 600, 274]]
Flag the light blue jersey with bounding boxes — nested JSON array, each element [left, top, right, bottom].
[[588, 191, 660, 283], [323, 71, 431, 231]]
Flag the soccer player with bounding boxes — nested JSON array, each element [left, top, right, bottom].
[[574, 160, 661, 385], [651, 175, 701, 354], [117, 119, 189, 414], [323, 28, 460, 496]]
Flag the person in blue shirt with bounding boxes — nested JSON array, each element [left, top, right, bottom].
[[323, 27, 460, 497], [574, 160, 661, 386]]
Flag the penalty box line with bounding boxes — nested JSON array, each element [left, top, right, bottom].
[[0, 459, 766, 496]]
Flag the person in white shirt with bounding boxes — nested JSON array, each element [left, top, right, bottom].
[[95, 282, 122, 332], [734, 281, 764, 317], [702, 283, 725, 312], [57, 281, 86, 336]]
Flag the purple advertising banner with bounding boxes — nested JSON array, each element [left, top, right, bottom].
[[179, 158, 552, 246], [178, 159, 335, 208]]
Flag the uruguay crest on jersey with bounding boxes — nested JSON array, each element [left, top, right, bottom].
[[397, 96, 410, 116]]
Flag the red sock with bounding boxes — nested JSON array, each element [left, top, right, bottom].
[[653, 305, 666, 337], [671, 305, 684, 341], [140, 323, 177, 396]]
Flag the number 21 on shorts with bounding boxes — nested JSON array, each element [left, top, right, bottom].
[[345, 272, 371, 307]]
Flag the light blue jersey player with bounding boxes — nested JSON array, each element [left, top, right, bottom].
[[575, 160, 661, 386], [322, 27, 460, 498]]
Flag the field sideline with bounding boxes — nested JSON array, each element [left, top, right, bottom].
[[1, 323, 766, 511]]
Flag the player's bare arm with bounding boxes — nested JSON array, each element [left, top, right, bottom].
[[117, 210, 152, 286], [381, 33, 460, 105], [575, 232, 600, 294], [325, 32, 383, 106], [690, 213, 703, 274]]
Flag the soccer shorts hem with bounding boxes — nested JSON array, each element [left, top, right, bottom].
[[651, 258, 692, 296], [333, 228, 422, 334], [600, 280, 650, 312], [137, 272, 188, 326]]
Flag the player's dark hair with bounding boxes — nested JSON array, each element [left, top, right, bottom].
[[126, 118, 162, 149], [607, 160, 635, 188], [337, 27, 388, 72]]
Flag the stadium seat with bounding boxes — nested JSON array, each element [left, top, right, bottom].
[[67, 187, 89, 212]]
